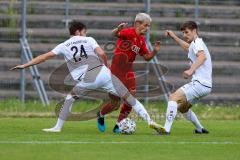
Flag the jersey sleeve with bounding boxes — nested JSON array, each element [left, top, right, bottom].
[[192, 39, 204, 55], [118, 28, 129, 39], [139, 40, 149, 56], [51, 43, 65, 55], [89, 37, 100, 50]]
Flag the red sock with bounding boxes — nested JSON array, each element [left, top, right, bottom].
[[100, 102, 115, 116], [117, 103, 132, 122], [100, 93, 121, 116]]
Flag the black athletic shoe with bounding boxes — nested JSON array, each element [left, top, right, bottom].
[[97, 111, 105, 132], [195, 128, 209, 134]]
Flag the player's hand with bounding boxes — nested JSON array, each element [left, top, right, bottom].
[[153, 41, 161, 52], [10, 65, 25, 71], [117, 22, 128, 31], [165, 30, 175, 38], [182, 69, 194, 79]]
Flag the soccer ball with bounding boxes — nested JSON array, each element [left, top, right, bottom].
[[118, 118, 136, 134]]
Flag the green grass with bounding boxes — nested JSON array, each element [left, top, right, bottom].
[[0, 99, 240, 159], [0, 118, 240, 160], [0, 99, 102, 117], [1, 99, 240, 120]]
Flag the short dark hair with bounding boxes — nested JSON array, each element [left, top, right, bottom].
[[180, 21, 198, 31], [69, 20, 86, 35]]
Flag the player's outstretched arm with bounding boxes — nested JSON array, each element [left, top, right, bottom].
[[143, 41, 161, 61], [10, 51, 56, 70], [95, 47, 108, 67], [182, 51, 206, 79], [112, 22, 128, 37], [165, 30, 189, 51]]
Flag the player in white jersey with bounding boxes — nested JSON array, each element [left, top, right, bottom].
[[10, 20, 165, 133], [160, 21, 212, 135]]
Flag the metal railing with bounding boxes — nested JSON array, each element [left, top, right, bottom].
[[144, 0, 171, 103], [20, 38, 49, 105], [20, 0, 49, 105]]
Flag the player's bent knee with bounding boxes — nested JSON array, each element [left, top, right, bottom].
[[178, 101, 192, 113]]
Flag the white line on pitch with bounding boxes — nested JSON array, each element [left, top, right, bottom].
[[0, 141, 239, 145]]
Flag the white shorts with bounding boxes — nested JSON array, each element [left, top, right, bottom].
[[180, 81, 212, 104], [76, 66, 117, 95]]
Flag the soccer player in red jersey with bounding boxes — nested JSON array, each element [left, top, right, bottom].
[[97, 13, 161, 133]]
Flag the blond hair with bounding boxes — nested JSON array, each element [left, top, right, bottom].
[[135, 13, 152, 22]]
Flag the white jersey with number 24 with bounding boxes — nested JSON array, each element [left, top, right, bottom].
[[51, 36, 101, 81]]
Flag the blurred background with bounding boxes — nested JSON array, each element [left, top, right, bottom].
[[0, 0, 239, 105]]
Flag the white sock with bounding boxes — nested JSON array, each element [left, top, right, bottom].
[[59, 94, 75, 120], [55, 94, 75, 130], [164, 101, 178, 132], [54, 118, 65, 130], [132, 100, 152, 124], [183, 109, 203, 131]]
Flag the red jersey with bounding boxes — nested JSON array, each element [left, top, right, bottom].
[[111, 27, 149, 77]]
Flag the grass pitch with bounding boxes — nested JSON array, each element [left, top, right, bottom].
[[0, 118, 240, 160]]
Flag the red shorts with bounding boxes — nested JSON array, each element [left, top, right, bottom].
[[112, 71, 136, 91]]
